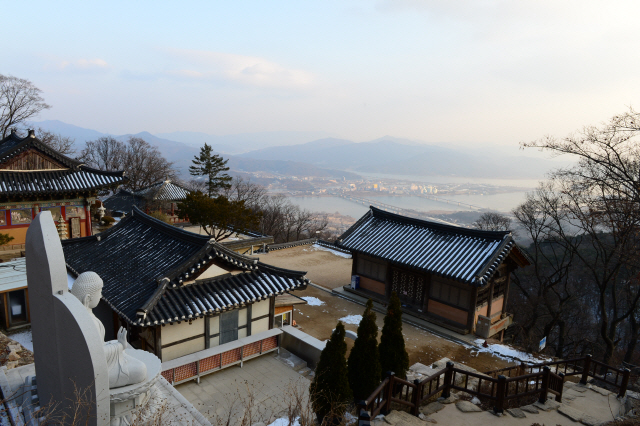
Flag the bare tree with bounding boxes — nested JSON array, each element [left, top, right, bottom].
[[80, 136, 175, 191], [37, 128, 76, 156], [221, 177, 267, 209], [472, 212, 512, 232], [122, 137, 175, 191], [518, 107, 640, 365], [0, 74, 51, 138], [79, 136, 125, 171]]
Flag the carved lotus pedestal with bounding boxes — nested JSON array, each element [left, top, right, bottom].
[[110, 349, 161, 426]]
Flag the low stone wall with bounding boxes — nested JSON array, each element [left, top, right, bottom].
[[280, 325, 326, 369]]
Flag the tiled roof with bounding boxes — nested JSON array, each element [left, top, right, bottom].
[[63, 207, 307, 326], [336, 207, 527, 286], [0, 168, 126, 196], [0, 130, 126, 196], [102, 190, 145, 214], [146, 264, 307, 326], [135, 180, 189, 201]]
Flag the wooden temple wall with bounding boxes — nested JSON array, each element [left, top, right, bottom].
[[159, 298, 273, 362]]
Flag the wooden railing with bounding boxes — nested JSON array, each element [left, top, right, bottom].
[[358, 356, 630, 422]]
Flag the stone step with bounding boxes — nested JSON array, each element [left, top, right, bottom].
[[298, 367, 312, 377], [274, 349, 307, 371]]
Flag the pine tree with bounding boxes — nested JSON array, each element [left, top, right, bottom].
[[0, 233, 13, 246], [378, 291, 409, 379], [189, 143, 232, 197], [348, 299, 381, 401], [310, 322, 352, 422]]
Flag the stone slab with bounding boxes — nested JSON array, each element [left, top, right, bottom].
[[581, 415, 603, 426], [533, 399, 561, 411], [506, 408, 526, 418], [590, 385, 611, 396], [421, 402, 445, 415], [439, 393, 458, 404], [383, 410, 425, 426], [455, 401, 482, 413], [573, 384, 589, 392], [521, 404, 540, 414], [558, 405, 584, 422]]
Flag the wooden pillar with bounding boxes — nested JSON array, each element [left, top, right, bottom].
[[422, 273, 431, 313], [268, 296, 275, 329], [155, 325, 162, 359], [3, 293, 9, 329], [204, 315, 210, 349], [487, 280, 495, 321], [467, 286, 478, 332], [247, 304, 252, 336], [85, 204, 92, 236], [503, 265, 513, 313]]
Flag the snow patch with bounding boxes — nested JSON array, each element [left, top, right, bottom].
[[471, 397, 481, 405], [339, 315, 362, 325], [471, 339, 552, 363], [312, 244, 352, 259], [9, 330, 33, 352], [268, 417, 300, 426], [301, 296, 325, 306], [67, 272, 76, 290]]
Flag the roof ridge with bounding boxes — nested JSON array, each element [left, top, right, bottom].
[[0, 131, 82, 169], [367, 206, 510, 241], [130, 206, 210, 244]]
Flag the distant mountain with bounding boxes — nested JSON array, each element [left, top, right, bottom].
[[240, 136, 572, 180], [30, 121, 356, 180], [155, 130, 337, 154]]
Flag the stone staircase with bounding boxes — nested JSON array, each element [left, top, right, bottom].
[[274, 348, 315, 379]]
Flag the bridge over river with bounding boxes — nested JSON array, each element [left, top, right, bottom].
[[337, 194, 475, 227]]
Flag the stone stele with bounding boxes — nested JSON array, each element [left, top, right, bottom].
[[26, 211, 110, 425]]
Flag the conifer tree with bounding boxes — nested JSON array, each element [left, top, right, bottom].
[[378, 291, 409, 379], [189, 143, 232, 197], [310, 322, 352, 422], [348, 299, 381, 401]]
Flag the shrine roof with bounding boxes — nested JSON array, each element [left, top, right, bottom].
[[336, 206, 529, 287], [62, 207, 307, 326]]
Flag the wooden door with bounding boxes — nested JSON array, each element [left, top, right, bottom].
[[391, 268, 425, 308], [70, 217, 81, 238], [220, 310, 239, 344]]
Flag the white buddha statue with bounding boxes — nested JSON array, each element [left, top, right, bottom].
[[71, 272, 147, 388]]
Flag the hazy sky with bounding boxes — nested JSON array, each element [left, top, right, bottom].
[[4, 1, 640, 146]]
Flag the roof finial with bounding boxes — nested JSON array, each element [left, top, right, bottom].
[[28, 129, 35, 138]]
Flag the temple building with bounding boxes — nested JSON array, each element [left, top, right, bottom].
[[103, 179, 190, 223], [336, 207, 530, 339], [63, 207, 309, 362], [0, 129, 126, 257]]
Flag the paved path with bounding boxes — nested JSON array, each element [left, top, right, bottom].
[[176, 353, 310, 424]]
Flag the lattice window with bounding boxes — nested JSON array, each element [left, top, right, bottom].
[[174, 362, 197, 382], [243, 342, 261, 358], [221, 348, 242, 366], [392, 269, 425, 306], [200, 354, 221, 372]]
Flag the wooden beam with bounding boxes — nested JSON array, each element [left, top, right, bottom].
[[204, 315, 210, 349], [467, 286, 478, 332], [247, 304, 252, 336], [487, 280, 495, 320]]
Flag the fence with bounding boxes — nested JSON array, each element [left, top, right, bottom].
[[160, 329, 282, 386], [358, 356, 630, 421]]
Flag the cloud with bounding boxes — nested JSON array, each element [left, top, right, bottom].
[[45, 58, 111, 72], [164, 49, 314, 90]]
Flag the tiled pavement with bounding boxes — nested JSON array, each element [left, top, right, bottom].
[[176, 353, 311, 424]]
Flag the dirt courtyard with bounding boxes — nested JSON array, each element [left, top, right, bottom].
[[259, 244, 353, 289], [259, 245, 517, 373]]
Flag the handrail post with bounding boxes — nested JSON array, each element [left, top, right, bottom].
[[619, 368, 630, 398], [442, 362, 454, 399], [357, 401, 370, 424], [580, 355, 592, 385], [519, 362, 527, 376], [556, 373, 565, 402], [411, 379, 422, 416], [383, 371, 395, 415], [494, 375, 506, 414], [539, 366, 550, 404]]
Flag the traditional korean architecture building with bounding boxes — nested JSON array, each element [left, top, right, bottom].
[[103, 179, 189, 223], [0, 129, 126, 253], [336, 207, 530, 338], [63, 206, 309, 362]]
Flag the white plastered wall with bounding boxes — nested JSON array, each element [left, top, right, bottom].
[[160, 318, 205, 362], [252, 317, 269, 334], [252, 299, 269, 318]]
